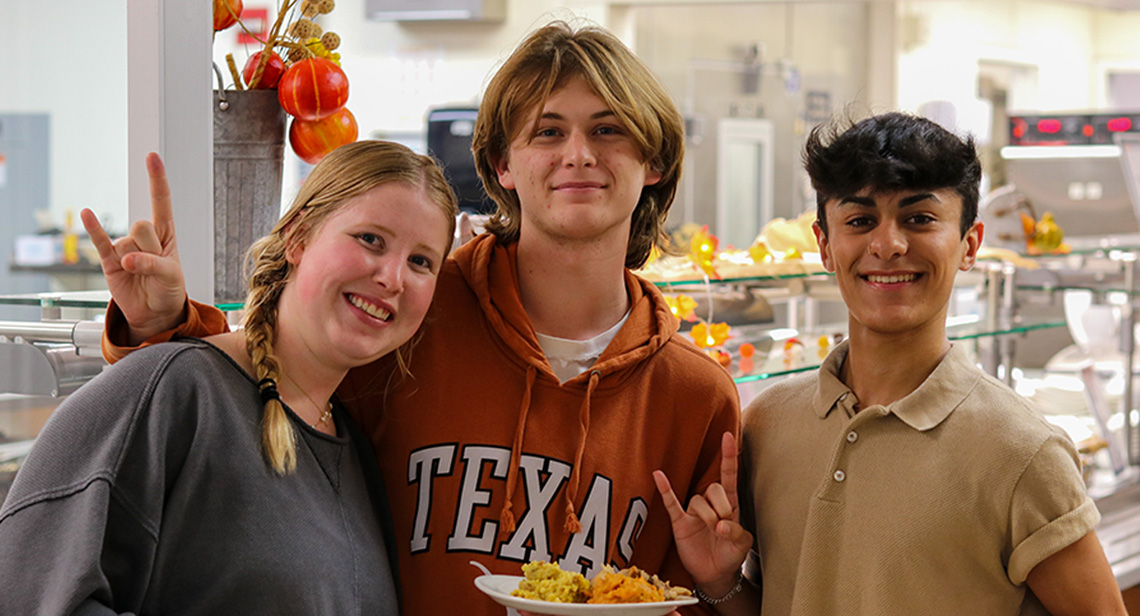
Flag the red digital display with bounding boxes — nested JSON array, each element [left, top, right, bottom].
[[1009, 113, 1140, 145], [1012, 118, 1027, 139], [1108, 117, 1133, 132]]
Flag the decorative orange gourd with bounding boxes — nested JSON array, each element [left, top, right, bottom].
[[213, 0, 243, 31], [242, 51, 286, 90], [289, 108, 358, 165], [277, 58, 349, 121]]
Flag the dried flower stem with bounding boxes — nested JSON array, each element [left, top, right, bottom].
[[225, 0, 317, 89], [249, 0, 301, 86], [223, 1, 241, 23], [225, 54, 245, 91]]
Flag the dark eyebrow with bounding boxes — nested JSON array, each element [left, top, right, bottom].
[[837, 193, 939, 208], [899, 193, 939, 207], [837, 196, 876, 208]]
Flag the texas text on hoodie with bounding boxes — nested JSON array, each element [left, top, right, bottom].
[[104, 233, 741, 616]]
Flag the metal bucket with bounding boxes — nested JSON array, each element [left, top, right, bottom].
[[213, 89, 287, 304]]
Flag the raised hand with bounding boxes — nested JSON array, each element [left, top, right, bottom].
[[653, 432, 752, 596], [82, 152, 188, 345]]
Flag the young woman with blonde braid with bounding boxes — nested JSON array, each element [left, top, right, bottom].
[[0, 140, 458, 615]]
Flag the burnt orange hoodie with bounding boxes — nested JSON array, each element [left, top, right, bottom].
[[105, 233, 740, 616]]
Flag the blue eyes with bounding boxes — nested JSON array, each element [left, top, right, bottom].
[[356, 233, 435, 272]]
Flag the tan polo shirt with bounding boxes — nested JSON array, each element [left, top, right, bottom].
[[740, 341, 1099, 616]]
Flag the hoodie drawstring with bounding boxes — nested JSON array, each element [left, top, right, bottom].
[[563, 370, 600, 534], [499, 364, 538, 539]]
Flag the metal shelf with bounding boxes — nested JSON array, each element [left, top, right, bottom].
[[723, 317, 1067, 385], [649, 270, 833, 288], [0, 291, 243, 313]]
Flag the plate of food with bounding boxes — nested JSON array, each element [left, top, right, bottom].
[[474, 561, 698, 616]]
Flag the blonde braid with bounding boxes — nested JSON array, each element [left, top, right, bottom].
[[244, 234, 297, 475]]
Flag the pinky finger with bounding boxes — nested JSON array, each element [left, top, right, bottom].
[[81, 209, 116, 264], [653, 470, 687, 524]]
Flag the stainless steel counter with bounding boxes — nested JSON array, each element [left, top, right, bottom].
[[1095, 476, 1140, 588]]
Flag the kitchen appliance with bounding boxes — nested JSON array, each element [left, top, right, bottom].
[[426, 107, 494, 215], [1001, 144, 1140, 240]]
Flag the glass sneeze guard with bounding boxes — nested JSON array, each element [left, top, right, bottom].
[[0, 291, 243, 313]]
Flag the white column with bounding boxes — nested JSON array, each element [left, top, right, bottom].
[[867, 1, 899, 111], [127, 0, 214, 302]]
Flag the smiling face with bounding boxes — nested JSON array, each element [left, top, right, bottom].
[[493, 76, 662, 250], [814, 187, 983, 340], [279, 182, 452, 370]]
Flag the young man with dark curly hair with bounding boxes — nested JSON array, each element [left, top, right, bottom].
[[656, 112, 1125, 615]]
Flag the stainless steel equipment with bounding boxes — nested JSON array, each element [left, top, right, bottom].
[[1001, 144, 1140, 239], [0, 319, 105, 397]]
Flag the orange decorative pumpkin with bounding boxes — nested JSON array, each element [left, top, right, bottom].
[[242, 51, 285, 90], [289, 108, 358, 164], [277, 58, 349, 121], [213, 0, 243, 31]]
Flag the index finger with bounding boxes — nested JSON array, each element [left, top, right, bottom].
[[145, 152, 176, 241], [720, 432, 740, 516]]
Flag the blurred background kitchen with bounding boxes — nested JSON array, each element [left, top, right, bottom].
[[8, 0, 1140, 603]]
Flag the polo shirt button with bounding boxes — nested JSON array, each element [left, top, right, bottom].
[[846, 431, 858, 443], [833, 469, 846, 482]]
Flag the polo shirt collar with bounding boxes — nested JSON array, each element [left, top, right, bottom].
[[813, 340, 982, 430], [814, 341, 853, 419]]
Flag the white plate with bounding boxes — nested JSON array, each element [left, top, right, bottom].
[[474, 574, 698, 616]]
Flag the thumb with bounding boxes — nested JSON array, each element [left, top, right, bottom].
[[122, 252, 181, 283], [716, 520, 752, 547]]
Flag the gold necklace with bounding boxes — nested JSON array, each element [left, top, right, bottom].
[[282, 373, 333, 429]]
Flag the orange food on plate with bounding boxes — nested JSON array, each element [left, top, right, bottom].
[[587, 567, 665, 603], [511, 562, 692, 604]]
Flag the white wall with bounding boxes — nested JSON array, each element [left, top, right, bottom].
[[897, 0, 1140, 119], [326, 0, 611, 135], [630, 2, 872, 227], [1092, 10, 1140, 108], [0, 0, 128, 233]]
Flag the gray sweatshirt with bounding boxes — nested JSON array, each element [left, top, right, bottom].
[[0, 339, 399, 615]]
